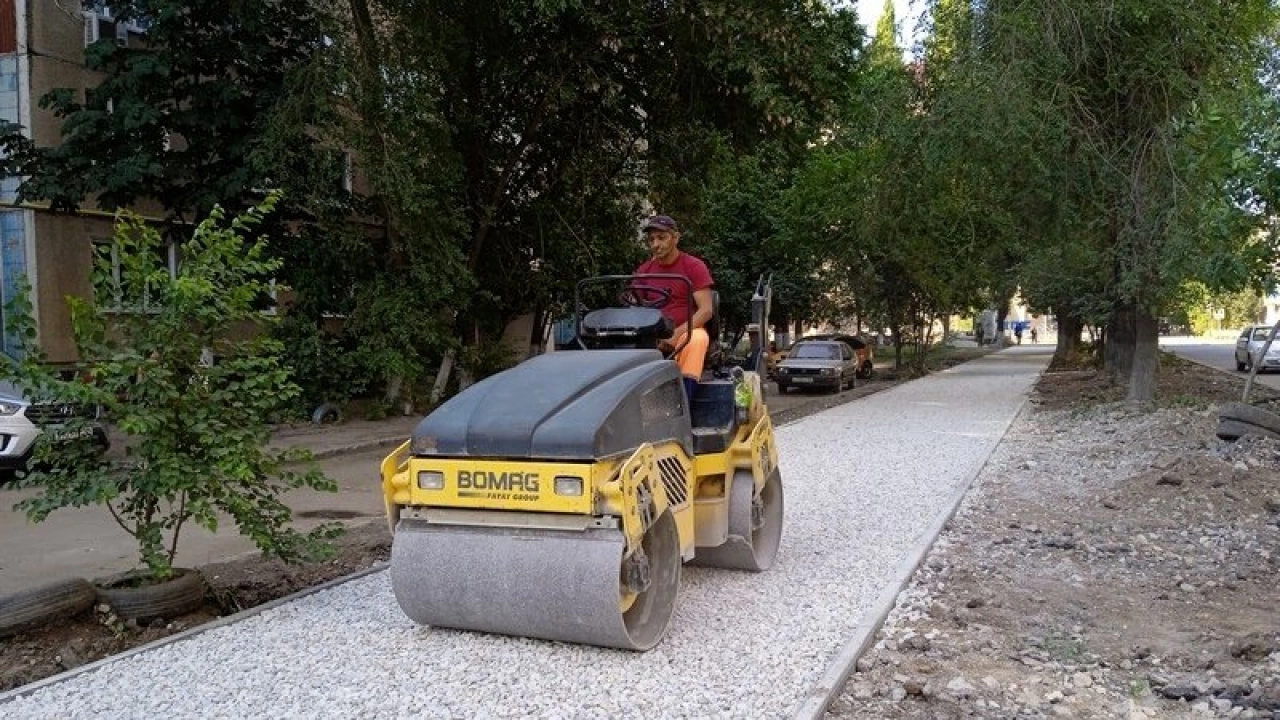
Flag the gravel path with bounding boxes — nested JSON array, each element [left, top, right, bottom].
[[2, 349, 1048, 719]]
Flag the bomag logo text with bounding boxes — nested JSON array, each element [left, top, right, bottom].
[[457, 470, 540, 493]]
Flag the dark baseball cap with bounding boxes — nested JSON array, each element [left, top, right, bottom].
[[642, 214, 679, 233]]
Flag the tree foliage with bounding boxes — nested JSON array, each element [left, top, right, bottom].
[[961, 0, 1280, 399], [0, 0, 331, 221]]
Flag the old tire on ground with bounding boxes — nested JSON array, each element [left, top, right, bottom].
[[391, 510, 681, 651], [691, 467, 784, 571], [0, 578, 96, 638], [94, 568, 206, 622], [1216, 418, 1280, 442], [1219, 402, 1280, 435]]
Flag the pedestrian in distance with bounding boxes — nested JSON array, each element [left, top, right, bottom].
[[1014, 324, 1023, 345]]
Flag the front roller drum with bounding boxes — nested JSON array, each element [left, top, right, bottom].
[[390, 512, 681, 651], [691, 467, 783, 571]]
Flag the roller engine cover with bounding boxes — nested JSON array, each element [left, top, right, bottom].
[[412, 350, 694, 460]]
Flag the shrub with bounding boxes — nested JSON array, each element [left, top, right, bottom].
[[1, 195, 341, 580]]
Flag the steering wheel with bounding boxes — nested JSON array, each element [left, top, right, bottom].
[[618, 284, 672, 309]]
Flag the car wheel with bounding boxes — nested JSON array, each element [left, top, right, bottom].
[[1237, 357, 1247, 371], [776, 383, 788, 394]]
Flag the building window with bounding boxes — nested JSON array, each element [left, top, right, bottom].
[[93, 236, 179, 313], [83, 3, 149, 51]]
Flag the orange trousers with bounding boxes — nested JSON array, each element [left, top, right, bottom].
[[671, 327, 709, 380]]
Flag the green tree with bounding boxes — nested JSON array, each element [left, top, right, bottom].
[[666, 2, 863, 340], [340, 0, 861, 371], [1, 197, 339, 580], [969, 0, 1280, 402], [871, 0, 900, 64]]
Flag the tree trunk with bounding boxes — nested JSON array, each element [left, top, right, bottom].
[[1126, 308, 1159, 406], [1054, 312, 1083, 364], [994, 306, 1009, 347], [774, 320, 790, 350], [1106, 305, 1136, 381], [891, 322, 904, 369], [429, 349, 455, 406]]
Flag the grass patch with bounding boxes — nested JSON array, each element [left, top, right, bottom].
[[1041, 632, 1088, 662]]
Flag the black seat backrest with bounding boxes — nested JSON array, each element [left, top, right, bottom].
[[706, 291, 721, 344], [705, 290, 723, 370]]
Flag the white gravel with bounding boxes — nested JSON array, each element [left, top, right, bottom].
[[1, 348, 1048, 719]]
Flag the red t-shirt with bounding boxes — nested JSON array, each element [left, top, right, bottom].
[[634, 252, 714, 328]]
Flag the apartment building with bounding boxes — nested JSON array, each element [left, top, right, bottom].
[[1, 1, 159, 364]]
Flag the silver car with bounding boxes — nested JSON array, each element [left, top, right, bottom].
[[1234, 324, 1280, 373], [774, 340, 858, 393], [0, 380, 107, 479]]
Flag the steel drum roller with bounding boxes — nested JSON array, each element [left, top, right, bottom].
[[390, 512, 681, 651]]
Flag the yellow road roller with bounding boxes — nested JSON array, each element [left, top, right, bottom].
[[379, 274, 783, 651]]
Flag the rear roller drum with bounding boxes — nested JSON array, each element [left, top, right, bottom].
[[390, 510, 681, 651], [691, 468, 783, 571]]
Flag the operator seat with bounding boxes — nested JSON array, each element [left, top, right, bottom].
[[689, 291, 738, 453], [703, 290, 723, 376]]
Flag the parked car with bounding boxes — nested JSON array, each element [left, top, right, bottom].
[[775, 339, 865, 393], [1235, 325, 1280, 373], [803, 333, 875, 378], [0, 380, 108, 481]]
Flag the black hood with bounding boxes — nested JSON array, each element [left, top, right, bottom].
[[414, 350, 692, 460]]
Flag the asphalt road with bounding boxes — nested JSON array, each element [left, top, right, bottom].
[[1158, 335, 1280, 392]]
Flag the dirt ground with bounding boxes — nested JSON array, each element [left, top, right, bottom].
[[827, 355, 1280, 720]]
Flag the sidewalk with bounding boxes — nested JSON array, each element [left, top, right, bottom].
[[103, 414, 422, 462], [266, 415, 420, 458], [1, 415, 420, 596]]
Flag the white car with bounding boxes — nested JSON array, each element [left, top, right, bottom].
[[0, 380, 107, 480], [1234, 325, 1280, 373]]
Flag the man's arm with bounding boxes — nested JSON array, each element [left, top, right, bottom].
[[691, 288, 713, 330]]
